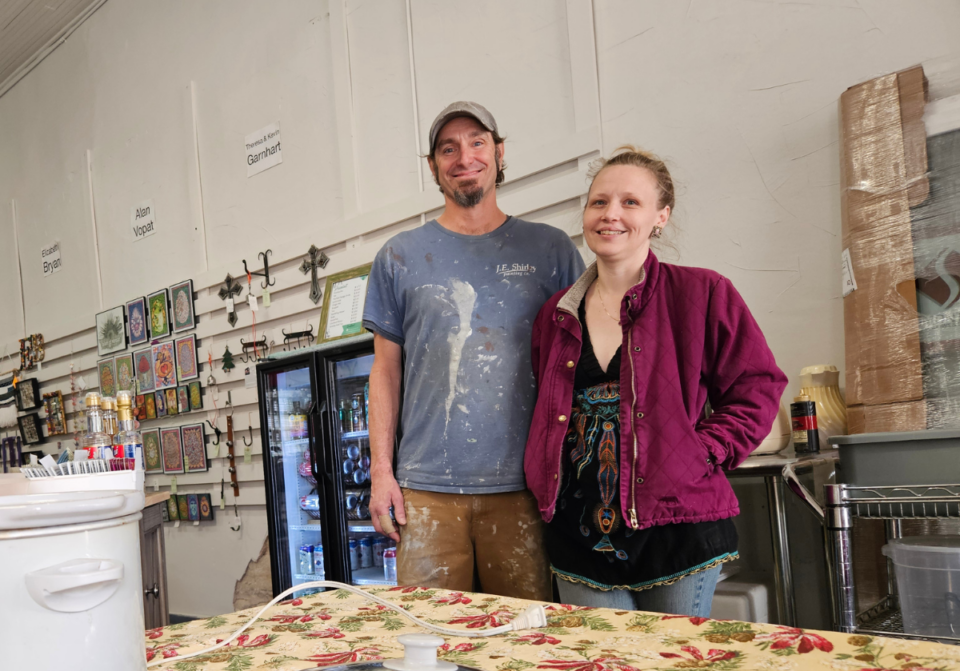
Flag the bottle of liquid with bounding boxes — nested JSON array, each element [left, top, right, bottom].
[[82, 392, 112, 460], [383, 547, 397, 582], [313, 543, 325, 579], [102, 397, 118, 450], [791, 394, 820, 455], [115, 390, 144, 470]]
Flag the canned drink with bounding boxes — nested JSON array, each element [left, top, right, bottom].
[[313, 544, 325, 578], [348, 539, 361, 571], [359, 537, 373, 568], [299, 545, 314, 575], [373, 537, 386, 568], [351, 394, 364, 432]]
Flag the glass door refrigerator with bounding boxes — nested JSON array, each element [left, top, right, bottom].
[[257, 335, 398, 597]]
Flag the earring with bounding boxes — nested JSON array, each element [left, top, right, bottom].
[[651, 226, 663, 239]]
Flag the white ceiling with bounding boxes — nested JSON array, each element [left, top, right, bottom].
[[0, 0, 104, 97]]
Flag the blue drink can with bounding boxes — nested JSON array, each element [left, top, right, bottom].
[[299, 545, 314, 575], [359, 537, 373, 568], [348, 539, 361, 571]]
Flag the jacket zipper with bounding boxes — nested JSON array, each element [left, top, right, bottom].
[[627, 329, 639, 529]]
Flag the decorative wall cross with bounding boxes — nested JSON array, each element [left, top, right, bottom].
[[300, 245, 330, 305], [218, 274, 243, 327]]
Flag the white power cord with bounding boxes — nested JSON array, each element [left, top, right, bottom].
[[146, 580, 548, 668]]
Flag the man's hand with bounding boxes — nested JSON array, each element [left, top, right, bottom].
[[370, 467, 406, 542]]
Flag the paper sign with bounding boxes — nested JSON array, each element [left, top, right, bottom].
[[170, 477, 177, 494], [841, 248, 858, 297], [131, 199, 157, 242], [324, 275, 369, 339], [246, 122, 282, 177], [226, 297, 235, 313], [248, 294, 258, 312], [262, 289, 271, 307], [244, 366, 256, 388], [41, 241, 62, 277], [244, 444, 252, 464]]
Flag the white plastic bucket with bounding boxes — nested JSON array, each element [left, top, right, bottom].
[[883, 535, 960, 638]]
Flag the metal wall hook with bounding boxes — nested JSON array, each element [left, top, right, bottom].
[[242, 249, 275, 289], [226, 390, 234, 416], [239, 336, 268, 363], [206, 420, 222, 446], [242, 425, 253, 447], [281, 325, 315, 351]]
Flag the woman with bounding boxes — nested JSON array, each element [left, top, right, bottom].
[[524, 147, 787, 614]]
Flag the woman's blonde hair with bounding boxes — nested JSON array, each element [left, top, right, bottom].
[[586, 145, 675, 212]]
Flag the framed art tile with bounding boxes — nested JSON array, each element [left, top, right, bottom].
[[144, 393, 157, 420], [187, 494, 200, 521], [147, 289, 170, 341], [174, 333, 198, 383], [177, 386, 190, 414], [134, 395, 146, 421], [177, 495, 190, 521], [142, 428, 163, 474], [114, 353, 135, 394], [152, 341, 177, 390], [165, 388, 178, 416], [98, 359, 117, 398], [43, 391, 67, 436], [127, 297, 148, 346], [161, 427, 184, 474], [133, 347, 156, 393], [198, 493, 213, 521], [166, 495, 179, 521], [188, 380, 202, 411], [96, 305, 127, 357], [15, 377, 41, 411], [181, 423, 207, 473], [154, 390, 167, 418], [18, 413, 44, 445], [170, 280, 196, 333]]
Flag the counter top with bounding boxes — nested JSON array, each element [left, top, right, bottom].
[[145, 585, 960, 670], [144, 491, 171, 507]]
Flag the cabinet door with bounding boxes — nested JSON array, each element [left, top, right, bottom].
[[140, 504, 168, 629]]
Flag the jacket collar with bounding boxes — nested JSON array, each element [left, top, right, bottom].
[[557, 252, 661, 320]]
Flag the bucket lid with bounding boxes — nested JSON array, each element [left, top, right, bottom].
[[0, 490, 144, 531], [888, 536, 960, 553]]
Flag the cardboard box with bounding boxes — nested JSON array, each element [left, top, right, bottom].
[[847, 401, 927, 434], [840, 66, 928, 408]]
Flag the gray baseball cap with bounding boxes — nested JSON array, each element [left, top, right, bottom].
[[428, 101, 499, 153]]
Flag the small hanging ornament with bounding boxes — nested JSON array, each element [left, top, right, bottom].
[[221, 346, 236, 372]]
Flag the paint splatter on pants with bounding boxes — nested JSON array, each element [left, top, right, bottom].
[[397, 488, 552, 601]]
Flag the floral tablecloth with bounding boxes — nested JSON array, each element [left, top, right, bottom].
[[146, 586, 960, 670]]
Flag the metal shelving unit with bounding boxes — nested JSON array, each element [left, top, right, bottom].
[[784, 466, 960, 643]]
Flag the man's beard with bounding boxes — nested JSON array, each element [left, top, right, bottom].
[[449, 181, 485, 208]]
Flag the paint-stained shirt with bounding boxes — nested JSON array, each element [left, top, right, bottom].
[[363, 217, 585, 494]]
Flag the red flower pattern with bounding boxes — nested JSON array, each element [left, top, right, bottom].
[[661, 615, 710, 626], [513, 632, 562, 645], [755, 626, 834, 654], [145, 642, 180, 662], [146, 627, 164, 640], [447, 610, 514, 628], [267, 614, 313, 624], [537, 658, 639, 670], [659, 646, 738, 665], [304, 646, 382, 665], [433, 591, 472, 605], [439, 642, 478, 653], [279, 598, 303, 606], [305, 627, 345, 639]]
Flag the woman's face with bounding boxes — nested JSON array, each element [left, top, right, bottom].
[[583, 165, 670, 264]]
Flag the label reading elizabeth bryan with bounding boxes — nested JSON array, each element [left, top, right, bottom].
[[131, 199, 157, 242], [246, 122, 282, 177], [41, 241, 62, 277]]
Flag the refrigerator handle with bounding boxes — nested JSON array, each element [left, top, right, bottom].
[[310, 405, 333, 479]]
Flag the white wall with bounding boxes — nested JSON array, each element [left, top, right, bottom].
[[1, 0, 958, 616]]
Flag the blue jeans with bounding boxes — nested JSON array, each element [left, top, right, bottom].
[[555, 564, 722, 617]]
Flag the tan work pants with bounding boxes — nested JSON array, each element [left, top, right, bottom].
[[397, 488, 552, 601]]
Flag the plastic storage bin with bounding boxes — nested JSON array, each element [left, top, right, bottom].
[[829, 430, 960, 487], [883, 536, 960, 638]]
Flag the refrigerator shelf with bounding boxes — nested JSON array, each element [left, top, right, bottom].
[[293, 573, 326, 582], [291, 525, 324, 532], [348, 521, 376, 533], [341, 430, 369, 440], [352, 567, 395, 586]]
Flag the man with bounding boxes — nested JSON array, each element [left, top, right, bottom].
[[363, 101, 584, 599]]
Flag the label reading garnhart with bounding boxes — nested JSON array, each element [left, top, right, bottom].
[[131, 199, 157, 242], [246, 122, 282, 177], [41, 241, 62, 277]]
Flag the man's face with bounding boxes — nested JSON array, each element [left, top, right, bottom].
[[429, 116, 502, 208]]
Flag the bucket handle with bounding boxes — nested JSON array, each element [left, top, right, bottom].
[[25, 558, 124, 613]]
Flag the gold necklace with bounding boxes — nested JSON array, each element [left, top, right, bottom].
[[595, 284, 621, 323]]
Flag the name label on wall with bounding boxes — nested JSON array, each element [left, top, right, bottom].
[[131, 199, 157, 242], [246, 122, 282, 177], [41, 241, 62, 277]]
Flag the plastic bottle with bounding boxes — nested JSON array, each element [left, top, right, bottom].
[[115, 390, 143, 470], [383, 548, 397, 582], [82, 392, 112, 460], [313, 544, 325, 578]]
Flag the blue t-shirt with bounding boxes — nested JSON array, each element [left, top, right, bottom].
[[363, 217, 585, 494]]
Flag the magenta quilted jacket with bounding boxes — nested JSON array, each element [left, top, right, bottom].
[[524, 253, 787, 530]]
